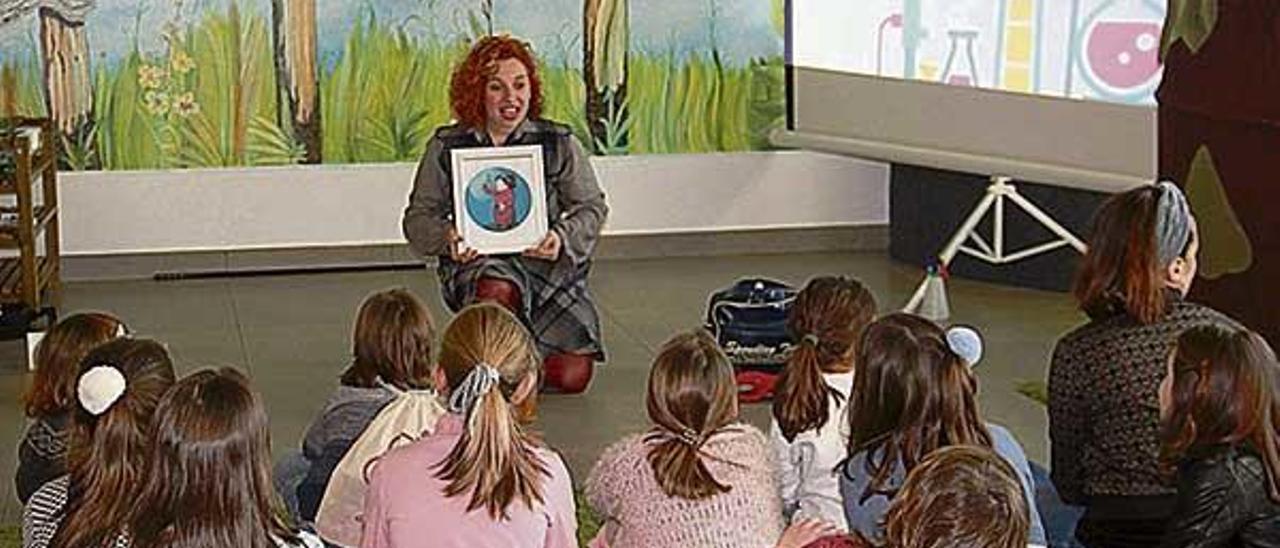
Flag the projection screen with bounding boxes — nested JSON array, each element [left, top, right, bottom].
[[778, 0, 1166, 192]]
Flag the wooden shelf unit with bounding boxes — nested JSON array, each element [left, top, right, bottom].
[[0, 117, 62, 317]]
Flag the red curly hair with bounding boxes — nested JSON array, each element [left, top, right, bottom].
[[450, 35, 544, 130]]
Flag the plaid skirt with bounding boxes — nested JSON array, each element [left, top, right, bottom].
[[437, 255, 605, 360]]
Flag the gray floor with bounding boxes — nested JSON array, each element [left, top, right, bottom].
[[0, 251, 1084, 524]]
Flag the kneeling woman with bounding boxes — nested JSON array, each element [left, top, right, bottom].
[[403, 35, 608, 394]]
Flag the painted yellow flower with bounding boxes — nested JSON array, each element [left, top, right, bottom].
[[171, 51, 195, 74], [138, 65, 168, 89], [143, 90, 171, 115], [173, 92, 200, 117]]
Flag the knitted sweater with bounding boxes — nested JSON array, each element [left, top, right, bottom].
[[1049, 295, 1236, 516], [15, 414, 70, 505], [586, 424, 784, 548]]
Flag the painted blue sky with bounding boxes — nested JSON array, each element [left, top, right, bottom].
[[0, 0, 781, 68]]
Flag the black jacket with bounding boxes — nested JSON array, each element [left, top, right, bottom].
[[1161, 445, 1280, 547]]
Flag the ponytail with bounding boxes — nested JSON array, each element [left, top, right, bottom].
[[645, 330, 739, 501], [773, 336, 843, 442], [52, 339, 176, 548], [434, 304, 548, 519], [645, 427, 731, 500], [773, 276, 876, 442]]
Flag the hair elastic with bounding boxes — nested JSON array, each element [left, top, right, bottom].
[[448, 362, 501, 414], [78, 365, 128, 416], [944, 326, 984, 367]]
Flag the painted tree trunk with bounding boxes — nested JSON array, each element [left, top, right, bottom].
[[38, 7, 92, 136], [582, 0, 628, 153], [271, 0, 321, 163]]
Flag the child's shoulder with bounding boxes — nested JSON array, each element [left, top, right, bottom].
[[599, 432, 650, 463]]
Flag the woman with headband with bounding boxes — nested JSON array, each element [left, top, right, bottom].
[[1049, 182, 1239, 547], [22, 338, 176, 548], [360, 303, 577, 547]]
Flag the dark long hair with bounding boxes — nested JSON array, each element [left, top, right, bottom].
[[1074, 185, 1194, 324], [645, 329, 740, 500], [23, 312, 125, 417], [773, 276, 876, 442], [129, 367, 301, 548], [341, 288, 435, 389], [1161, 325, 1280, 502], [844, 313, 992, 502], [52, 338, 176, 548]]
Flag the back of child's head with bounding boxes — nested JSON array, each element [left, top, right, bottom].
[[774, 276, 876, 442], [23, 312, 125, 418], [881, 445, 1030, 548], [52, 337, 175, 548], [433, 303, 547, 519], [645, 329, 739, 500], [846, 313, 992, 502], [129, 367, 297, 548], [342, 287, 435, 390], [1161, 324, 1280, 501]]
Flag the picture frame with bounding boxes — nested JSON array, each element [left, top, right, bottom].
[[450, 145, 549, 255]]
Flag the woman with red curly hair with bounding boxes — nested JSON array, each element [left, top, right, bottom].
[[402, 35, 608, 394]]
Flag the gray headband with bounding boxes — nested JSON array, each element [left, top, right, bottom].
[[1154, 181, 1192, 267]]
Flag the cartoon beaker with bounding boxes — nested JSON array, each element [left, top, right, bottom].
[[940, 29, 980, 87], [1076, 0, 1165, 102]]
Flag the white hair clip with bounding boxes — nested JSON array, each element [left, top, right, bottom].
[[945, 326, 984, 367], [78, 365, 127, 416]]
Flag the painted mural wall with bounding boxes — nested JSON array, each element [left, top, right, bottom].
[[0, 0, 785, 171]]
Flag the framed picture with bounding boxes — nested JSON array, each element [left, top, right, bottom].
[[451, 145, 549, 255]]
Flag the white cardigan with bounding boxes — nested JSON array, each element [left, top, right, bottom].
[[768, 371, 854, 530]]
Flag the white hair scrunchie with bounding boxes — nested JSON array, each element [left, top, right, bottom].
[[447, 363, 501, 414], [78, 365, 127, 416], [945, 326, 984, 367]]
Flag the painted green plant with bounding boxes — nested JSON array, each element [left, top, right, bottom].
[[2, 2, 786, 170]]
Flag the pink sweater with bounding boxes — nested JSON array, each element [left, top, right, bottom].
[[586, 424, 784, 548], [360, 414, 577, 548]]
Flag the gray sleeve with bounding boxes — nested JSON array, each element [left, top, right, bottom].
[[402, 137, 454, 258], [549, 135, 608, 264]]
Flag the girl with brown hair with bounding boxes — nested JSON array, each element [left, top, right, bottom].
[[1049, 182, 1238, 546], [360, 303, 577, 547], [129, 367, 323, 548], [16, 312, 126, 504], [402, 34, 609, 394], [278, 288, 436, 521], [22, 337, 176, 548], [838, 313, 1044, 544], [1157, 325, 1280, 545], [878, 445, 1031, 548], [769, 276, 876, 530], [587, 329, 834, 547]]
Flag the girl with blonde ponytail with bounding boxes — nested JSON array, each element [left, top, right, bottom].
[[769, 276, 875, 530], [360, 303, 577, 548], [587, 330, 833, 547]]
